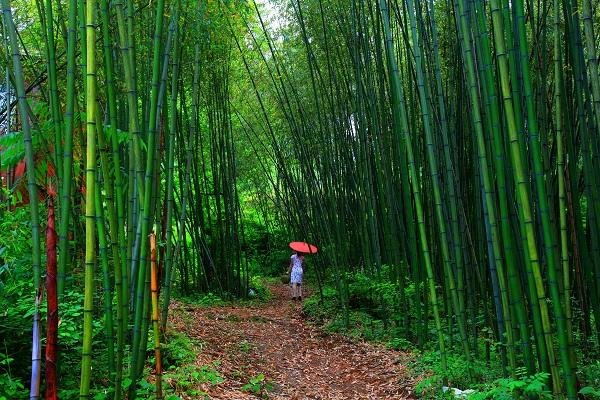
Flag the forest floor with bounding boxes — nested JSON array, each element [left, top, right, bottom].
[[167, 283, 417, 399]]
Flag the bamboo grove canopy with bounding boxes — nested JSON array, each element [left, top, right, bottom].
[[0, 0, 600, 398]]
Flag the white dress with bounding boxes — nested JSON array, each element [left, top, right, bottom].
[[290, 254, 304, 284]]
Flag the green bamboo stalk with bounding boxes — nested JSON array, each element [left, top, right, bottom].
[[581, 0, 600, 157], [78, 0, 86, 93], [44, 0, 62, 185], [455, 0, 516, 373], [161, 0, 181, 331], [554, 0, 576, 373], [406, 0, 473, 370], [488, 0, 562, 393], [468, 0, 535, 373], [130, 0, 166, 387], [57, 0, 77, 297], [98, 0, 125, 395], [94, 167, 115, 379], [114, 0, 145, 208], [95, 98, 123, 396], [378, 0, 447, 378], [512, 1, 576, 395], [425, 0, 465, 318], [79, 0, 97, 395], [580, 1, 600, 306], [562, 0, 600, 343]]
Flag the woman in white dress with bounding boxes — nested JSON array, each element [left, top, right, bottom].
[[288, 251, 305, 300]]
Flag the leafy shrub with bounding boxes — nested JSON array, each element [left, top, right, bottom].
[[344, 265, 408, 321], [178, 292, 227, 307], [387, 337, 413, 351], [465, 373, 552, 400], [161, 330, 202, 368], [414, 351, 554, 400], [579, 386, 600, 399], [242, 373, 273, 397], [303, 269, 413, 344], [579, 360, 600, 392], [0, 276, 34, 387], [142, 329, 223, 399], [161, 362, 224, 398], [0, 361, 25, 400], [413, 350, 503, 396], [247, 275, 271, 301], [302, 286, 339, 325], [0, 201, 37, 394]]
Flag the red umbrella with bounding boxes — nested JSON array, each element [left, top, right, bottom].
[[289, 241, 318, 254]]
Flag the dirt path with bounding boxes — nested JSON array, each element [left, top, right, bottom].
[[168, 284, 416, 399]]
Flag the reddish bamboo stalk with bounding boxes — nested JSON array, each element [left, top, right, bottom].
[[45, 193, 58, 400], [150, 233, 163, 399]]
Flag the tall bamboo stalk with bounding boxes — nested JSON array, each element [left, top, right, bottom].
[[161, 0, 181, 331], [488, 0, 563, 393], [57, 0, 77, 297], [378, 0, 447, 377], [79, 0, 97, 395], [45, 193, 58, 400], [130, 0, 166, 388], [150, 232, 163, 399]]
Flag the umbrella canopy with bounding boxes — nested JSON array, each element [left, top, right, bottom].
[[289, 241, 318, 254]]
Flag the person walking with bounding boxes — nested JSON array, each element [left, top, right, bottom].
[[288, 251, 305, 301]]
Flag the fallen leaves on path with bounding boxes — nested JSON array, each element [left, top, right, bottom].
[[168, 284, 416, 399]]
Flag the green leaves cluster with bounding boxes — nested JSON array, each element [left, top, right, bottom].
[[242, 373, 273, 397]]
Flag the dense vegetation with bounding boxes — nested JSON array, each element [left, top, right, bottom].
[[1, 0, 600, 398]]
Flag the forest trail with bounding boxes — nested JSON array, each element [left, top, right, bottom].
[[168, 283, 416, 399]]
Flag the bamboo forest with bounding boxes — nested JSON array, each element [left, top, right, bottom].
[[2, 0, 600, 398]]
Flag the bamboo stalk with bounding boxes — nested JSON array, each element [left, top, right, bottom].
[[45, 193, 58, 400], [79, 0, 97, 395], [150, 233, 163, 399]]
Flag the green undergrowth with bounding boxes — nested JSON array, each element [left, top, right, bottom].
[[242, 373, 274, 398], [175, 275, 272, 307], [73, 328, 226, 399], [302, 269, 411, 346], [301, 271, 600, 399], [130, 330, 224, 400]]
